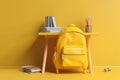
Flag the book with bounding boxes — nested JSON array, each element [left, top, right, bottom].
[[49, 16, 52, 27], [21, 66, 41, 73], [45, 16, 57, 27], [40, 27, 62, 32], [51, 16, 56, 27], [41, 16, 62, 32], [45, 16, 49, 27]]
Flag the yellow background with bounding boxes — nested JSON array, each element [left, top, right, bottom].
[[0, 0, 120, 68]]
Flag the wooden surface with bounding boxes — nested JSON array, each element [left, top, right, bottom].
[[38, 32, 96, 36], [38, 32, 59, 36], [41, 38, 48, 74], [86, 37, 92, 74]]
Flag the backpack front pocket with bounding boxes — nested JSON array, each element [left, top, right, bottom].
[[62, 46, 86, 67]]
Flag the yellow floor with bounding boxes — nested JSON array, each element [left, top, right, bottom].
[[0, 66, 120, 80]]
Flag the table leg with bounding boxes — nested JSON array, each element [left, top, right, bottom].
[[86, 37, 92, 74], [42, 38, 48, 74]]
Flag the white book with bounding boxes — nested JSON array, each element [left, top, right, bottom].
[[30, 68, 41, 72], [21, 66, 41, 73], [51, 16, 57, 27], [40, 27, 62, 32]]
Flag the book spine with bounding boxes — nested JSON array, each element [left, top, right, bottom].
[[45, 16, 48, 27], [52, 16, 56, 27], [49, 16, 52, 27], [45, 16, 57, 28]]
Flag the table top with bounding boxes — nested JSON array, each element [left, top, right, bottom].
[[38, 32, 96, 36]]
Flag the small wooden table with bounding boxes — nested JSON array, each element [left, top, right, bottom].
[[38, 32, 96, 74]]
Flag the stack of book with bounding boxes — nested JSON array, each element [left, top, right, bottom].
[[21, 66, 41, 73], [45, 16, 57, 27], [41, 16, 62, 32]]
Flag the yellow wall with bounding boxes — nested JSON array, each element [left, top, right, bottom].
[[0, 0, 120, 67]]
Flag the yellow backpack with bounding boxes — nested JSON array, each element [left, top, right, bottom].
[[53, 24, 88, 73]]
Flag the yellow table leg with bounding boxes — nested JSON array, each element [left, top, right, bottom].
[[42, 38, 48, 74], [86, 36, 93, 74]]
